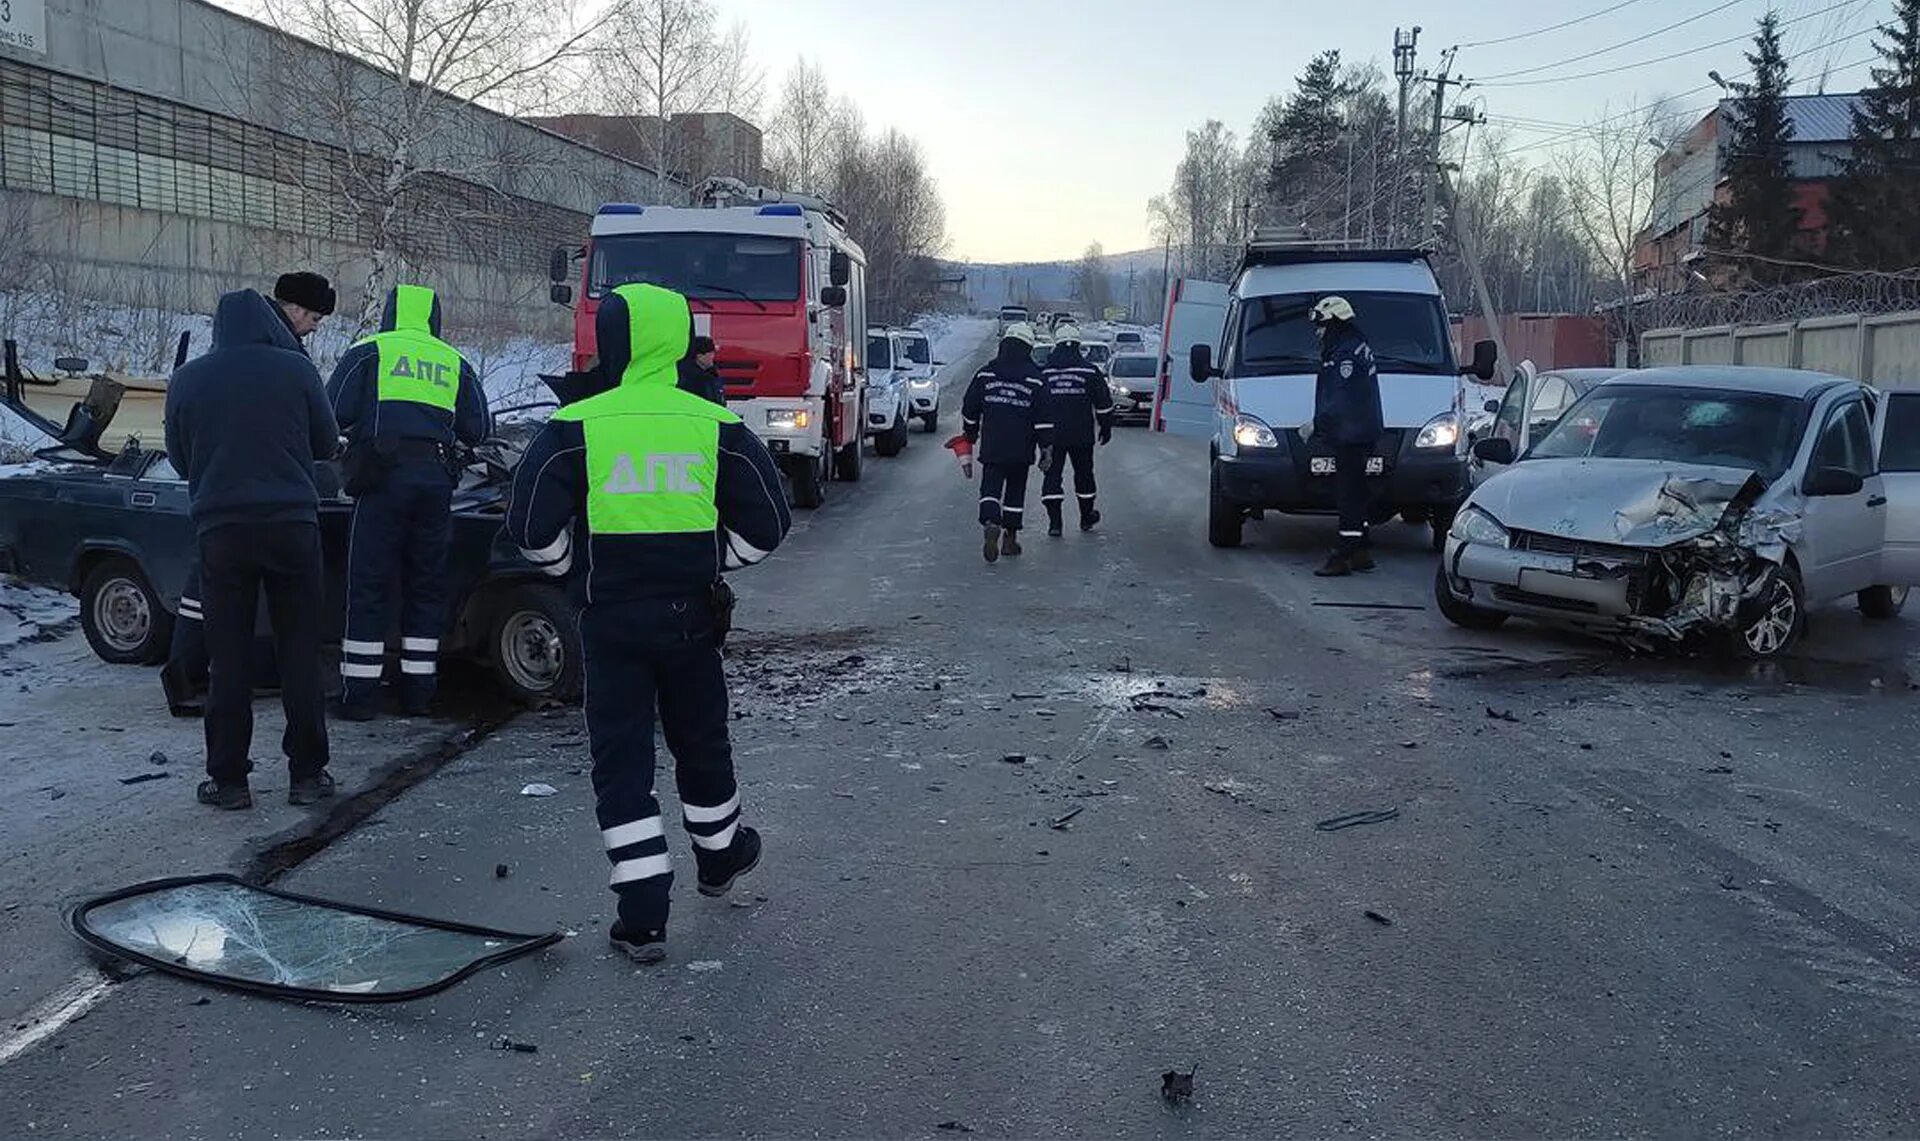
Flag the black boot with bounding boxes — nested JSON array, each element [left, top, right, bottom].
[[1348, 547, 1376, 572], [196, 779, 253, 810], [1001, 528, 1023, 558], [1046, 503, 1064, 538], [609, 921, 668, 965], [1080, 504, 1101, 532], [983, 523, 1001, 564], [698, 826, 762, 898], [1315, 551, 1354, 577]]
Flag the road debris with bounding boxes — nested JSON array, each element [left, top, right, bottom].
[[1048, 807, 1084, 830], [687, 960, 724, 973], [1314, 808, 1400, 832], [936, 1122, 976, 1134], [1399, 740, 1419, 749], [1000, 753, 1027, 765], [1161, 1066, 1196, 1104], [494, 864, 511, 879], [1143, 735, 1170, 751], [1364, 910, 1394, 926], [1700, 765, 1735, 775], [118, 772, 170, 786], [147, 751, 169, 766], [1486, 707, 1520, 723], [519, 783, 559, 797], [1265, 708, 1302, 722], [1312, 601, 1427, 610], [489, 1037, 538, 1054]]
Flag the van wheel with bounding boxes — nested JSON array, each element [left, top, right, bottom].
[[491, 583, 582, 705], [1433, 564, 1508, 630], [875, 414, 909, 457], [1207, 461, 1243, 548], [788, 453, 826, 509], [1858, 585, 1909, 620], [80, 558, 173, 665]]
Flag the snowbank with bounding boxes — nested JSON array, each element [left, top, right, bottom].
[[0, 577, 77, 650]]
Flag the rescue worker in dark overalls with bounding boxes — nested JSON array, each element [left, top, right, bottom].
[[1309, 295, 1384, 577], [326, 284, 491, 718], [961, 322, 1053, 563], [507, 282, 790, 963], [162, 271, 336, 717], [1038, 324, 1115, 537]]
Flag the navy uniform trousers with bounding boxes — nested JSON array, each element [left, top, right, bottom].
[[341, 458, 453, 705], [580, 592, 742, 930]]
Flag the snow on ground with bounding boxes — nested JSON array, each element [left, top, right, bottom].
[[914, 315, 993, 366], [0, 577, 78, 650]]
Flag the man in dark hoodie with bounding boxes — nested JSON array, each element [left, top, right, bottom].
[[1038, 324, 1115, 537], [1309, 295, 1384, 577], [326, 284, 491, 718], [961, 322, 1053, 563], [507, 282, 790, 963], [164, 289, 339, 810], [678, 335, 725, 405]]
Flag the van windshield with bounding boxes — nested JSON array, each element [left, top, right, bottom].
[[1231, 291, 1455, 377], [589, 233, 803, 301]]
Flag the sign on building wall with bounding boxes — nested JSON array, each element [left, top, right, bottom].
[[0, 0, 46, 55]]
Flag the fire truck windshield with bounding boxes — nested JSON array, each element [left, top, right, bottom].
[[589, 233, 803, 302]]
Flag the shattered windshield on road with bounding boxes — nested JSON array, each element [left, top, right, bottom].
[[1529, 386, 1808, 481], [69, 876, 559, 1002]]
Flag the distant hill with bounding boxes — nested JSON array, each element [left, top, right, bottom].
[[938, 247, 1167, 319]]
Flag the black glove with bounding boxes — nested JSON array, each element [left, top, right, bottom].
[[1098, 425, 1113, 446], [710, 579, 737, 648]]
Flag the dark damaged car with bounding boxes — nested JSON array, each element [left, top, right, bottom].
[[0, 354, 581, 704], [1435, 367, 1920, 658]]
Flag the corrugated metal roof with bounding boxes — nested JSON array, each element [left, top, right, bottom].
[[1718, 93, 1861, 143]]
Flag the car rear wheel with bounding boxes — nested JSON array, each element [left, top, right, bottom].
[[1433, 564, 1509, 630], [1857, 584, 1909, 620], [1207, 460, 1243, 548], [491, 584, 582, 705], [80, 558, 172, 665], [1734, 564, 1805, 660]]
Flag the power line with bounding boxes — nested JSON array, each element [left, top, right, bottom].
[[1456, 0, 1659, 49], [1471, 0, 1752, 83], [1476, 0, 1859, 88]]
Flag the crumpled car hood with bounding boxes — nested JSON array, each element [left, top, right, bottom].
[[1471, 458, 1770, 547]]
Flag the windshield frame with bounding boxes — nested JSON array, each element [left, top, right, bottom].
[[1525, 383, 1815, 481], [587, 231, 805, 302], [867, 334, 894, 370], [899, 335, 931, 365], [1227, 289, 1457, 378]]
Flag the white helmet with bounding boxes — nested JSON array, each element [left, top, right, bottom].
[[1310, 295, 1356, 325], [1054, 323, 1083, 345], [1004, 322, 1037, 346]]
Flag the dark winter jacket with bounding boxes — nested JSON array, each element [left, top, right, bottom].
[[1042, 342, 1115, 449], [677, 357, 726, 405], [961, 338, 1054, 466], [326, 286, 491, 454], [270, 302, 311, 358], [164, 290, 339, 536], [505, 284, 790, 606], [1312, 324, 1384, 447]]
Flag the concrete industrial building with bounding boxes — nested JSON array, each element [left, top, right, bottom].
[[529, 112, 768, 187], [0, 0, 685, 344]]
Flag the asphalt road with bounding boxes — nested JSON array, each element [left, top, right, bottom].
[[4, 344, 1920, 1137]]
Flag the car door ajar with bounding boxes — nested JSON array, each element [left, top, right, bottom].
[[1469, 371, 1529, 486], [1873, 390, 1920, 587], [1797, 396, 1885, 600]]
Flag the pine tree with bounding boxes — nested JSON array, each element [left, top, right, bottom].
[[1827, 0, 1920, 271], [1266, 51, 1347, 234], [1705, 12, 1804, 283]]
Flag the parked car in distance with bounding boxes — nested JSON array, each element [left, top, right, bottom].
[[895, 326, 943, 432], [1469, 367, 1623, 488], [864, 326, 912, 457], [1437, 366, 1920, 659], [1113, 330, 1145, 350], [1081, 341, 1113, 372], [998, 305, 1030, 334], [1107, 352, 1157, 425]]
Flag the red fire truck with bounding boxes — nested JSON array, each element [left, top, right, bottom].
[[549, 181, 869, 507]]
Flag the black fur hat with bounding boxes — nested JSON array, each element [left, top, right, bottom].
[[273, 271, 336, 316]]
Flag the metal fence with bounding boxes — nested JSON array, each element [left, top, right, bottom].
[[1626, 271, 1920, 332], [1641, 310, 1920, 388]]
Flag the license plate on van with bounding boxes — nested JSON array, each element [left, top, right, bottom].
[[1310, 457, 1384, 475]]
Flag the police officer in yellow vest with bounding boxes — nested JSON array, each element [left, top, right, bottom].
[[507, 282, 790, 963], [326, 284, 491, 719]]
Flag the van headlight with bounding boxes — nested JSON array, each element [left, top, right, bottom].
[[767, 409, 812, 430], [1232, 415, 1279, 449], [1449, 505, 1509, 547], [1414, 411, 1459, 450]]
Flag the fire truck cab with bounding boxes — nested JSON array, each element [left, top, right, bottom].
[[551, 181, 869, 508]]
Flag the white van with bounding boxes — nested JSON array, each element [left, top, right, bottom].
[[1187, 244, 1496, 549]]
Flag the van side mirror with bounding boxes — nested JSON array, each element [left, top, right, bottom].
[[1189, 344, 1219, 383], [548, 245, 572, 284], [1461, 339, 1498, 381], [1483, 398, 1501, 414], [549, 283, 573, 306], [1472, 437, 1515, 465], [829, 250, 851, 288], [1806, 466, 1865, 497], [820, 285, 848, 308]]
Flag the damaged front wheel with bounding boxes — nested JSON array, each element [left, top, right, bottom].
[[1732, 563, 1805, 660]]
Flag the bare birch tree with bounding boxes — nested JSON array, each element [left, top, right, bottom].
[[1554, 104, 1672, 308], [601, 0, 715, 179], [766, 58, 835, 195]]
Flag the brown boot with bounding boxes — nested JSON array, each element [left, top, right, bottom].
[[1001, 529, 1023, 557]]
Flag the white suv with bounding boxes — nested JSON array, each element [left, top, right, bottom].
[[865, 326, 911, 457]]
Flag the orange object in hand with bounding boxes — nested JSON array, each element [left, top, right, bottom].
[[944, 435, 974, 479]]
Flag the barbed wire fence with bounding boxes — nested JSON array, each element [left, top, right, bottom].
[[1625, 268, 1920, 334]]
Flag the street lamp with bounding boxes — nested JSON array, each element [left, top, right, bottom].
[[1707, 70, 1730, 91]]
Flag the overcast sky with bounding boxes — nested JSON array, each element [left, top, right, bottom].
[[712, 0, 1885, 262]]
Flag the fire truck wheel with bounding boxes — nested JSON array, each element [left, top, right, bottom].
[[835, 434, 864, 482], [789, 452, 827, 509]]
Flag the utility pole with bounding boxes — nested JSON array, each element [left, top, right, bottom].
[[1421, 45, 1460, 252], [1392, 26, 1419, 246]]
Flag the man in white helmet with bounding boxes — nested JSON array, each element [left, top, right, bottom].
[[1038, 324, 1114, 536], [961, 322, 1053, 562], [1308, 295, 1383, 577]]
